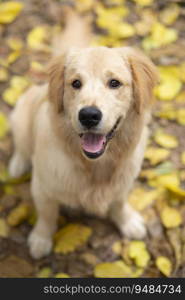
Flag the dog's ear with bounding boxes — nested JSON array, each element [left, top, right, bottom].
[[47, 55, 65, 112], [127, 49, 158, 114]]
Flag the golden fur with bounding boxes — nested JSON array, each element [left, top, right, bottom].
[[9, 8, 158, 259]]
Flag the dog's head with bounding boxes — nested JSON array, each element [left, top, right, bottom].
[[48, 47, 158, 160]]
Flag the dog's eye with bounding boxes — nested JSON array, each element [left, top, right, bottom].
[[108, 79, 122, 89], [71, 79, 82, 89]]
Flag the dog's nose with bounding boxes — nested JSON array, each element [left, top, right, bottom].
[[79, 106, 102, 129]]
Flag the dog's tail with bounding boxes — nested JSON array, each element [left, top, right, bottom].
[[52, 5, 93, 57]]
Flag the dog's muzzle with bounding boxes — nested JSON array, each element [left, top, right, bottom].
[[79, 117, 122, 159]]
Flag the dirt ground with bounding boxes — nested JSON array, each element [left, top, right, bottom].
[[0, 0, 185, 278]]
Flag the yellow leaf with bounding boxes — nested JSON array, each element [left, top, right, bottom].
[[54, 223, 92, 254], [160, 206, 182, 228], [154, 66, 182, 101], [108, 22, 135, 39], [176, 90, 185, 103], [149, 172, 180, 189], [37, 267, 52, 278], [91, 35, 123, 47], [27, 26, 48, 50], [129, 188, 160, 211], [0, 218, 9, 237], [144, 147, 170, 165], [155, 103, 176, 120], [0, 2, 23, 24], [156, 256, 172, 276], [55, 273, 70, 278], [7, 203, 31, 227], [167, 185, 185, 199], [0, 112, 9, 139], [159, 4, 180, 26], [94, 260, 133, 278], [3, 87, 20, 106], [176, 109, 185, 125], [30, 61, 45, 72], [133, 0, 153, 6], [128, 241, 150, 268], [7, 37, 23, 51], [7, 50, 21, 64], [3, 184, 15, 195], [3, 76, 30, 106], [75, 0, 94, 12], [180, 63, 185, 83], [96, 5, 129, 30], [112, 241, 123, 255], [154, 130, 178, 149], [0, 67, 9, 82], [155, 79, 182, 101], [142, 23, 178, 51]]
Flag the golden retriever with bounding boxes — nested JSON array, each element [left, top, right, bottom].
[[8, 8, 158, 259]]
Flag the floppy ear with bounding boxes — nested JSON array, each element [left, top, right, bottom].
[[128, 49, 158, 114], [47, 55, 65, 113]]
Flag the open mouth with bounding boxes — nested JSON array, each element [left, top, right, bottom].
[[79, 117, 121, 159]]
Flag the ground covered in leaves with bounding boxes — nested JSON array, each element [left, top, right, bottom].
[[0, 0, 185, 278]]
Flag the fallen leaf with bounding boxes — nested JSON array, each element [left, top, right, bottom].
[[154, 66, 182, 101], [149, 172, 180, 189], [154, 130, 178, 149], [7, 50, 21, 64], [0, 112, 9, 139], [27, 25, 50, 51], [108, 22, 135, 39], [129, 188, 161, 211], [55, 273, 70, 278], [176, 109, 185, 126], [0, 255, 33, 277], [0, 218, 9, 237], [160, 206, 182, 228], [75, 0, 94, 12], [155, 103, 176, 120], [156, 256, 172, 277], [176, 91, 185, 103], [3, 75, 30, 106], [142, 23, 178, 51], [112, 241, 123, 255], [96, 5, 129, 33], [94, 260, 133, 278], [0, 68, 9, 82], [7, 203, 31, 226], [128, 241, 150, 268], [159, 4, 180, 25], [167, 228, 182, 271], [144, 147, 170, 165], [0, 2, 23, 24], [133, 0, 153, 6], [37, 267, 52, 278], [54, 223, 92, 254], [7, 37, 23, 51]]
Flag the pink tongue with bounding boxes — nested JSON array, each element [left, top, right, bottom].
[[81, 133, 106, 153]]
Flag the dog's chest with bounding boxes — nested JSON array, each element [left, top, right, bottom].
[[45, 151, 121, 216]]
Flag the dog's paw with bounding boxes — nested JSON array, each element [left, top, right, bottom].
[[119, 211, 147, 240], [28, 230, 52, 259], [9, 153, 29, 178]]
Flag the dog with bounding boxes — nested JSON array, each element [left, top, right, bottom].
[[8, 7, 158, 259]]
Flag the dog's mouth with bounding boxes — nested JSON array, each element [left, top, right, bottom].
[[79, 117, 121, 159]]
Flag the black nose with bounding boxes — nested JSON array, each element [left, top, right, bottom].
[[79, 107, 102, 129]]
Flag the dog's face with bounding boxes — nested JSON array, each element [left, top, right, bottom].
[[48, 47, 157, 160]]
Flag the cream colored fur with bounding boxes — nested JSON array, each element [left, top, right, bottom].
[[9, 8, 158, 259]]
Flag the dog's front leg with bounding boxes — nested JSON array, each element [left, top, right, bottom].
[[109, 199, 147, 240], [28, 180, 59, 259]]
